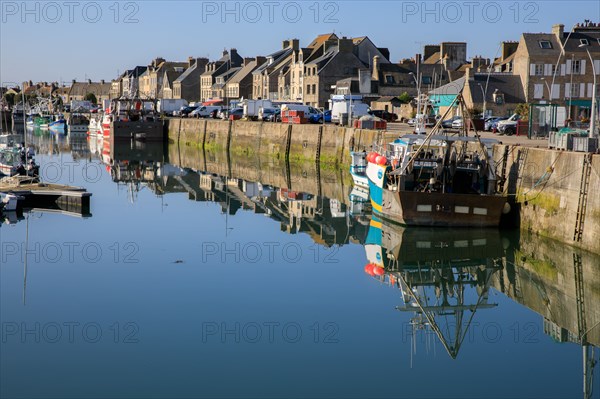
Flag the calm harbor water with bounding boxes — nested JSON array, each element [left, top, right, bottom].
[[1, 127, 599, 398]]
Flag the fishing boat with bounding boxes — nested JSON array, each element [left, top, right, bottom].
[[349, 150, 369, 190], [67, 113, 90, 134], [49, 115, 67, 132], [101, 111, 112, 138], [106, 98, 163, 141], [11, 105, 25, 125], [366, 134, 507, 227], [366, 92, 508, 228], [0, 147, 39, 177]]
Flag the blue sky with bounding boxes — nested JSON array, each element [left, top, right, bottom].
[[1, 0, 599, 86]]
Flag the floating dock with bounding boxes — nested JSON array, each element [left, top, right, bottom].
[[0, 176, 92, 217]]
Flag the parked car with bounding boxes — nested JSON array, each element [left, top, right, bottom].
[[451, 117, 464, 129], [407, 118, 416, 127], [190, 105, 222, 118], [368, 110, 398, 122], [497, 113, 522, 135], [179, 106, 199, 117], [264, 108, 281, 122], [309, 110, 332, 123], [441, 115, 462, 128], [260, 107, 279, 121], [227, 108, 244, 120], [485, 117, 507, 131]]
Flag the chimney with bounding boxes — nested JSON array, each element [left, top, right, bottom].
[[255, 56, 267, 66], [338, 37, 353, 53], [552, 24, 565, 40], [188, 56, 195, 67], [423, 45, 440, 62], [372, 55, 380, 81], [243, 57, 254, 66], [283, 39, 290, 49], [290, 39, 299, 51], [359, 69, 371, 94], [222, 49, 229, 57]]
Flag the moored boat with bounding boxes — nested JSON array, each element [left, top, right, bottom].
[[67, 113, 90, 134], [366, 134, 508, 227]]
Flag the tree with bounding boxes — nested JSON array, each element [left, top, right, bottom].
[[84, 93, 97, 104], [3, 93, 15, 107], [397, 92, 413, 104], [515, 103, 529, 121]]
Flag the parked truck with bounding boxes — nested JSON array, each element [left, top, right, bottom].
[[329, 95, 370, 125], [157, 99, 188, 116], [241, 99, 274, 120]]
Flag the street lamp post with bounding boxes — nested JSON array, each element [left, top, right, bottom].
[[579, 43, 597, 138], [478, 83, 487, 116], [540, 78, 552, 102], [409, 71, 422, 133]]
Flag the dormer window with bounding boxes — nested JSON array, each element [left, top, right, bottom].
[[580, 38, 590, 46], [539, 40, 552, 49]]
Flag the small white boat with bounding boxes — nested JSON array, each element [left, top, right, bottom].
[[1, 192, 21, 211]]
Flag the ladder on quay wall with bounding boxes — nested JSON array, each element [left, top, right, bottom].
[[573, 253, 587, 342], [573, 153, 592, 242]]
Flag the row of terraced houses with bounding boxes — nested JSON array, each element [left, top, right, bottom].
[[10, 22, 600, 121]]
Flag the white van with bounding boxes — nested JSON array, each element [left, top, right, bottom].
[[190, 105, 222, 118], [329, 95, 370, 125]]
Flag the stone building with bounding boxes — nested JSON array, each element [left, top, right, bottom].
[[139, 57, 188, 98], [252, 41, 297, 100], [429, 68, 525, 117], [200, 49, 244, 102], [225, 57, 266, 100], [68, 79, 111, 103], [285, 34, 390, 106], [173, 58, 209, 102], [513, 22, 600, 120]]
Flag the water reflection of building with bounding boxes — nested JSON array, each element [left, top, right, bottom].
[[490, 232, 599, 399], [157, 168, 370, 247]]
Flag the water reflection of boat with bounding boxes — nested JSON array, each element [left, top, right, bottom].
[[364, 217, 505, 359], [349, 150, 369, 189]]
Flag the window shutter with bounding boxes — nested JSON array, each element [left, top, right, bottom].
[[551, 84, 560, 100], [565, 83, 571, 97], [560, 64, 566, 76], [534, 84, 544, 99], [566, 59, 572, 74], [581, 59, 586, 75], [588, 83, 594, 98], [545, 64, 552, 76], [595, 60, 600, 74], [580, 83, 586, 98], [530, 64, 536, 76]]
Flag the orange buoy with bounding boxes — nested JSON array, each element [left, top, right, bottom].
[[364, 263, 375, 276], [376, 155, 387, 165], [373, 266, 385, 276]]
